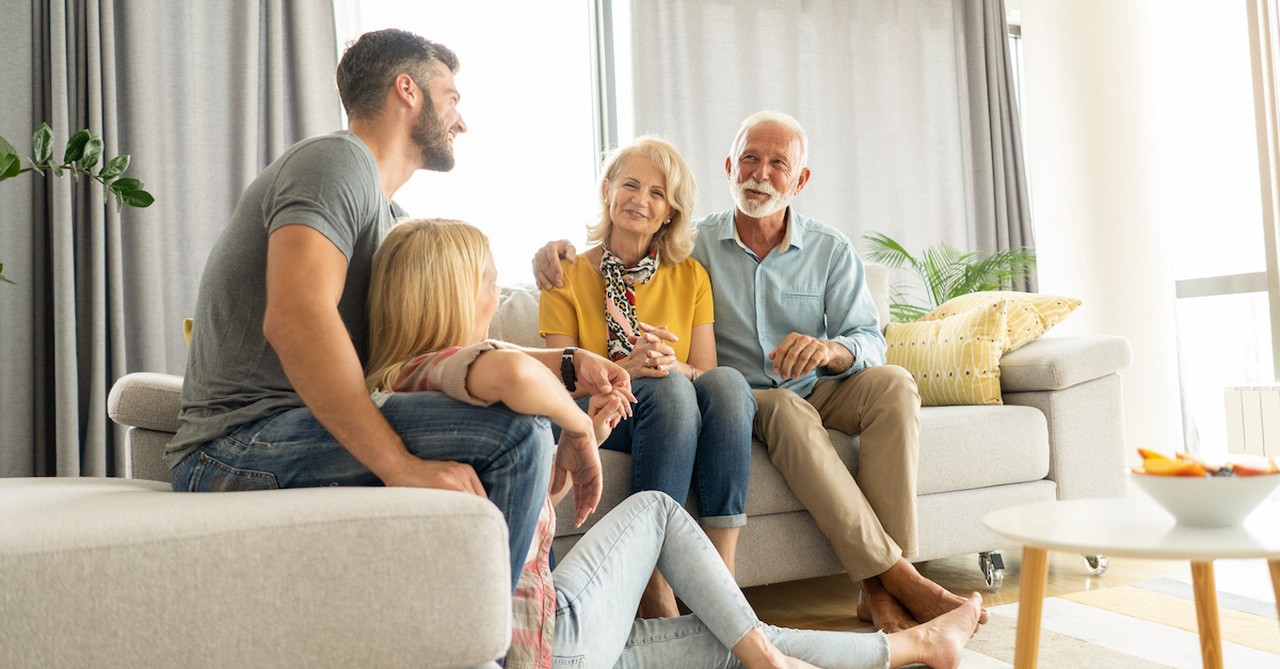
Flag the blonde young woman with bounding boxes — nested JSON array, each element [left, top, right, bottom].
[[363, 218, 982, 669], [539, 136, 755, 617]]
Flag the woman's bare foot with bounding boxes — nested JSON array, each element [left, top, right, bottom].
[[636, 569, 680, 619], [878, 558, 989, 625], [887, 592, 983, 669], [856, 576, 918, 633]]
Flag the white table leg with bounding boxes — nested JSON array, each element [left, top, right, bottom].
[[1190, 561, 1223, 669], [1014, 547, 1049, 669]]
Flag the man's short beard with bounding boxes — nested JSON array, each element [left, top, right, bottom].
[[731, 174, 792, 219], [412, 93, 454, 172]]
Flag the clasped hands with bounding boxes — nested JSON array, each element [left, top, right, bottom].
[[621, 322, 680, 378]]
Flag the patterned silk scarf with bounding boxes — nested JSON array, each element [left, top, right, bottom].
[[600, 245, 660, 361]]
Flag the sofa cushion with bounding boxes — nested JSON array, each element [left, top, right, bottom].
[[885, 303, 1008, 406], [864, 262, 891, 332], [921, 291, 1081, 353], [1, 478, 511, 668], [742, 404, 1049, 516], [554, 403, 1049, 535], [490, 285, 546, 348], [912, 405, 1050, 495]]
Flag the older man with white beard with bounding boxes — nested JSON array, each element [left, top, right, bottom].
[[535, 111, 988, 633]]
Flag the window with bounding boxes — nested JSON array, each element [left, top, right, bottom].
[[1007, 23, 1023, 112], [1166, 0, 1273, 459], [335, 1, 601, 284]]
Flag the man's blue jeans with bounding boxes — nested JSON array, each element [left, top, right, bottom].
[[586, 367, 755, 528], [170, 391, 554, 592]]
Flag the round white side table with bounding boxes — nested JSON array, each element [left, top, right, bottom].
[[983, 497, 1280, 669]]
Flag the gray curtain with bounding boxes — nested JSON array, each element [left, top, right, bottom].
[[0, 0, 340, 477], [628, 0, 1034, 284]]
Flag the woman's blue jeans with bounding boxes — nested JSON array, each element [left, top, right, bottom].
[[585, 367, 755, 528], [169, 391, 554, 593], [552, 491, 891, 668]]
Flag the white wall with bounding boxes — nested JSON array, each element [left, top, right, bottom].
[[1020, 0, 1185, 455]]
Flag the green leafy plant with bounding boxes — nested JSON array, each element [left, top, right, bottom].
[[0, 122, 154, 285], [862, 231, 1037, 323]]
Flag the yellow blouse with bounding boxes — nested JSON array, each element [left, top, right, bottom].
[[539, 252, 714, 363]]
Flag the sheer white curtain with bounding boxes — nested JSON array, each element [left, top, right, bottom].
[[626, 0, 1033, 270]]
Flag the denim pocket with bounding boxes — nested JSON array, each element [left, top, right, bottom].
[[551, 657, 585, 668], [187, 452, 279, 492]]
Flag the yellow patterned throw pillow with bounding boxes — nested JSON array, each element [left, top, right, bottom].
[[919, 291, 1080, 353], [885, 300, 1007, 406]]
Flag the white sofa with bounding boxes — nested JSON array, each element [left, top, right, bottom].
[[485, 265, 1133, 588], [10, 264, 1128, 668]]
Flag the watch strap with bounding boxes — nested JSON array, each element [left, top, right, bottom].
[[560, 347, 577, 392]]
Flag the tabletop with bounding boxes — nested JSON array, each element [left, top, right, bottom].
[[983, 496, 1280, 560]]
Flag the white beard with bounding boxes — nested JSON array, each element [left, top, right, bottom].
[[732, 176, 793, 219]]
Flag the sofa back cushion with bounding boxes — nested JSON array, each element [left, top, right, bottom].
[[490, 285, 546, 348]]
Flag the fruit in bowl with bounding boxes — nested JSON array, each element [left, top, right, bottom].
[[1130, 449, 1280, 527]]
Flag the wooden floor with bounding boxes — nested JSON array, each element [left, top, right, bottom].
[[743, 550, 1273, 632]]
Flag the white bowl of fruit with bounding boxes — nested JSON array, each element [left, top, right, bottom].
[[1130, 449, 1280, 527]]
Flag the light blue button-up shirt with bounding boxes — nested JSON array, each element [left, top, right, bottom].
[[691, 209, 886, 398]]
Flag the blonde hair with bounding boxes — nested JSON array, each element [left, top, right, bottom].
[[587, 136, 698, 264], [365, 218, 490, 392]]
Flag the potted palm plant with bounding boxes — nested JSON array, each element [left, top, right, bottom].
[[0, 122, 154, 284], [863, 231, 1036, 323]]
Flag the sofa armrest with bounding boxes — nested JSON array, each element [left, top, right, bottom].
[[1000, 335, 1132, 392], [108, 372, 183, 433]]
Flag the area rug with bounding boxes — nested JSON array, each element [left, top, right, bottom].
[[959, 578, 1279, 668]]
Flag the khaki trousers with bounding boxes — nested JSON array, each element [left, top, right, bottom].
[[752, 365, 920, 581]]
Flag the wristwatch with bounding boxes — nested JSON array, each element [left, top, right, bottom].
[[560, 347, 578, 392]]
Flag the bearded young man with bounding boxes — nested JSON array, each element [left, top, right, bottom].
[[171, 29, 628, 592], [534, 111, 987, 632]]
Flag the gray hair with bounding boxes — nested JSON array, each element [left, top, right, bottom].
[[729, 111, 809, 168]]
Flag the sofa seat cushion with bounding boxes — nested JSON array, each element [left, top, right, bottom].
[[2, 478, 512, 668], [739, 404, 1048, 517], [913, 405, 1049, 494], [555, 404, 1050, 537]]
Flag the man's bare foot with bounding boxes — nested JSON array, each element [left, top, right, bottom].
[[887, 592, 983, 669], [637, 569, 680, 619], [878, 558, 989, 625], [857, 576, 918, 633]]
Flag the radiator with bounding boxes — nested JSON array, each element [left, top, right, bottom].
[[1224, 386, 1280, 457]]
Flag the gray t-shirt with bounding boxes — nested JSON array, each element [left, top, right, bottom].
[[167, 131, 404, 468]]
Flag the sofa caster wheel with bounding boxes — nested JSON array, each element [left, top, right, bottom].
[[978, 550, 1005, 591], [1084, 554, 1109, 576]]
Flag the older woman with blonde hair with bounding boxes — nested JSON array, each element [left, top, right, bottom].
[[540, 136, 756, 617]]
